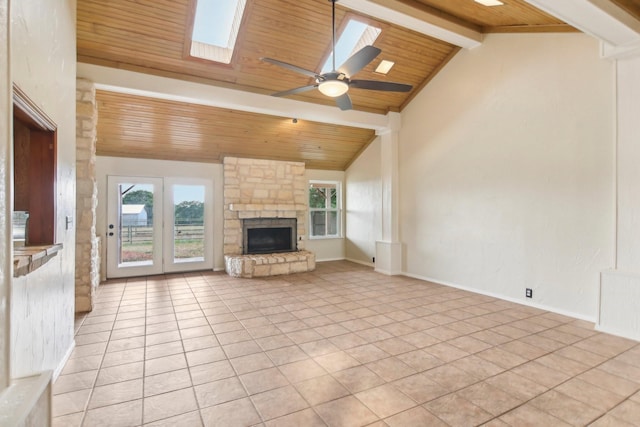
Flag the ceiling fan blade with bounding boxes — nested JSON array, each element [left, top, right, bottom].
[[335, 93, 352, 111], [271, 85, 318, 97], [261, 57, 318, 78], [350, 79, 413, 92], [337, 46, 381, 77]]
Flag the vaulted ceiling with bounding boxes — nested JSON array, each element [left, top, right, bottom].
[[77, 0, 628, 170]]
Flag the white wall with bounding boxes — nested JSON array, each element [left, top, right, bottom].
[[399, 33, 615, 320], [305, 169, 346, 261], [95, 157, 225, 274], [10, 0, 77, 378], [345, 137, 381, 265]]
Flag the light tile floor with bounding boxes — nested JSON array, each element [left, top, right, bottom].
[[53, 261, 640, 426]]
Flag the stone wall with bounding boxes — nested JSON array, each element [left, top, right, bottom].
[[223, 157, 307, 256], [75, 79, 100, 312]]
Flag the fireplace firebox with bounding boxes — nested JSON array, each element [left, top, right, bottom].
[[242, 218, 297, 255]]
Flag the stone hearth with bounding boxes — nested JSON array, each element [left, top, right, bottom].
[[225, 250, 316, 278]]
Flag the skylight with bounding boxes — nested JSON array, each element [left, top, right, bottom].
[[190, 0, 246, 64], [321, 19, 382, 74], [474, 0, 504, 6]]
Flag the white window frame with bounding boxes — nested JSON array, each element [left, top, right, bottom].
[[308, 180, 342, 239]]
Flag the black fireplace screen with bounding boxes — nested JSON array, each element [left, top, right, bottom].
[[243, 218, 297, 255]]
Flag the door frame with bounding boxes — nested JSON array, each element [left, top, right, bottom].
[[106, 175, 164, 278], [105, 175, 214, 278]]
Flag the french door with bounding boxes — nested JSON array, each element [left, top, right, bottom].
[[106, 176, 213, 278]]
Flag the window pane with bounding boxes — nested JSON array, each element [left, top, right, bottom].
[[309, 182, 340, 238], [328, 211, 338, 235], [309, 187, 327, 209], [310, 211, 326, 236]]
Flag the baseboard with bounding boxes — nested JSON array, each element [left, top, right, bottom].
[[375, 267, 403, 276], [316, 257, 346, 262], [594, 323, 640, 342], [53, 340, 76, 381], [401, 271, 596, 323], [345, 258, 374, 267]]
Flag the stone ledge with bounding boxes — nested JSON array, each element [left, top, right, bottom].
[[229, 203, 307, 212], [225, 250, 316, 278]]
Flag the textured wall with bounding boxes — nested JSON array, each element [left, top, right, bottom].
[[399, 33, 614, 320], [345, 137, 381, 265], [10, 0, 77, 378]]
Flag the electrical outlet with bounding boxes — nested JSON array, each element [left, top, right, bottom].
[[525, 288, 533, 298], [372, 257, 375, 263]]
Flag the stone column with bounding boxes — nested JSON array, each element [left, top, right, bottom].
[[75, 79, 100, 312]]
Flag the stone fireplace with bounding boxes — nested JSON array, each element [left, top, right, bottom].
[[223, 157, 315, 277]]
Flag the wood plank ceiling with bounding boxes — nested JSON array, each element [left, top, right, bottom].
[[78, 0, 574, 170], [95, 90, 376, 170]]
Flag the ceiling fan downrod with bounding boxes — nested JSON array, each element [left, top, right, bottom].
[[331, 0, 337, 72]]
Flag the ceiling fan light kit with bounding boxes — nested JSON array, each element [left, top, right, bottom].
[[318, 80, 349, 97], [260, 0, 412, 110]]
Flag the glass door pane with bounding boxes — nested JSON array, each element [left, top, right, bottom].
[[119, 183, 154, 266], [173, 184, 205, 263], [164, 178, 213, 273]]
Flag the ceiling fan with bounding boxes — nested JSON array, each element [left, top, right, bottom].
[[260, 0, 413, 110]]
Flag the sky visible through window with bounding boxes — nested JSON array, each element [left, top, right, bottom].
[[192, 0, 238, 47], [173, 185, 204, 204], [321, 20, 370, 73], [120, 184, 204, 205]]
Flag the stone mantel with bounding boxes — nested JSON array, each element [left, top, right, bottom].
[[229, 203, 307, 213]]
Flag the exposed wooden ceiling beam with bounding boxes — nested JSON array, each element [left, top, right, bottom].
[[338, 0, 483, 49], [524, 0, 640, 50], [77, 63, 391, 132]]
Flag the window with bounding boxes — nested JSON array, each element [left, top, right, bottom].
[[309, 181, 341, 238], [189, 0, 247, 64], [321, 18, 381, 73]]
